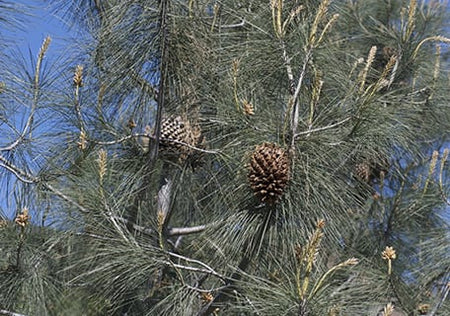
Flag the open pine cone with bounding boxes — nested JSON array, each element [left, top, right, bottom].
[[248, 143, 290, 204], [160, 115, 203, 162], [161, 116, 190, 148], [355, 155, 389, 184]]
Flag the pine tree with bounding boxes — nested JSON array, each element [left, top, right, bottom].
[[0, 0, 449, 315]]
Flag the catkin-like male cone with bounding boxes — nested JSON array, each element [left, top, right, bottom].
[[248, 143, 290, 204]]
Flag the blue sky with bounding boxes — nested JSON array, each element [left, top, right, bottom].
[[7, 0, 71, 59]]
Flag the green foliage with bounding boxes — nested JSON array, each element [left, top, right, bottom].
[[0, 0, 449, 315]]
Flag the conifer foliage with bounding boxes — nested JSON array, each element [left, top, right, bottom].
[[0, 0, 449, 315]]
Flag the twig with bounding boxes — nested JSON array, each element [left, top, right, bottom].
[[163, 261, 227, 282], [280, 40, 295, 94], [95, 133, 220, 154], [0, 310, 28, 316], [105, 209, 139, 246], [44, 183, 89, 214], [168, 224, 208, 236], [112, 216, 155, 236], [99, 215, 216, 237], [75, 232, 115, 241], [168, 252, 221, 277], [0, 158, 36, 184], [158, 177, 173, 230], [290, 49, 312, 150], [93, 134, 136, 145], [0, 154, 90, 215], [0, 37, 50, 152], [221, 20, 246, 28], [429, 282, 449, 316], [294, 117, 352, 138], [184, 284, 229, 294]]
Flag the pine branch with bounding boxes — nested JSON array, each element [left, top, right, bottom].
[[0, 37, 50, 151], [126, 0, 171, 234], [196, 208, 274, 316], [168, 252, 224, 279]]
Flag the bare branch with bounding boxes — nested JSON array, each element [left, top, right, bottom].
[[0, 155, 38, 184], [168, 252, 222, 277], [95, 133, 220, 154], [128, 69, 159, 101], [94, 134, 137, 145], [168, 224, 208, 236], [429, 282, 449, 316], [290, 49, 312, 150], [0, 37, 51, 152], [184, 283, 229, 294], [294, 117, 352, 138], [112, 216, 155, 236], [280, 40, 295, 94], [0, 310, 28, 316], [221, 20, 246, 28], [74, 232, 115, 241], [158, 177, 173, 227], [0, 153, 92, 216], [44, 183, 89, 214], [164, 261, 227, 282], [109, 216, 215, 237]]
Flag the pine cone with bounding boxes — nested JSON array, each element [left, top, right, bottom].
[[355, 155, 389, 184], [160, 115, 203, 162], [355, 162, 371, 183], [160, 116, 190, 150], [248, 143, 290, 204]]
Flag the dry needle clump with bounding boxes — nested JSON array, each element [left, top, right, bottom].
[[248, 143, 290, 204]]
